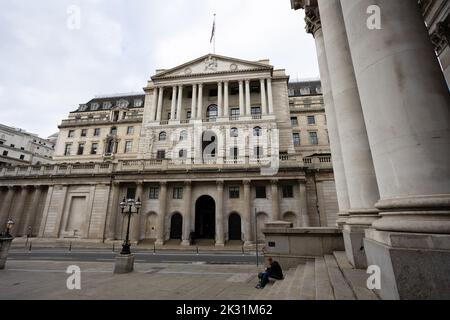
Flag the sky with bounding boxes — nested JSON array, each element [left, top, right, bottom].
[[0, 0, 319, 138]]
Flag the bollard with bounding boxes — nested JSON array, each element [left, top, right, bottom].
[[69, 242, 72, 252], [112, 243, 115, 253], [29, 242, 32, 252], [196, 246, 199, 255], [153, 243, 156, 255], [242, 245, 245, 256]]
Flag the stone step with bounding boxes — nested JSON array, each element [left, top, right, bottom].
[[273, 268, 297, 299], [299, 260, 316, 300], [286, 264, 305, 300], [333, 251, 379, 300], [324, 254, 355, 300], [315, 256, 335, 300]]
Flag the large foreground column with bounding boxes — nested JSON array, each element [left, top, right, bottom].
[[318, 0, 380, 268], [0, 186, 15, 231], [22, 185, 43, 236], [215, 181, 225, 246], [155, 182, 167, 245], [341, 0, 450, 299], [131, 182, 143, 243], [181, 181, 192, 246], [243, 180, 253, 246]]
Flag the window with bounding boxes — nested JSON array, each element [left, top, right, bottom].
[[180, 131, 188, 141], [0, 141, 3, 145], [293, 133, 301, 146], [282, 185, 294, 198], [127, 126, 134, 135], [209, 89, 218, 97], [77, 143, 85, 155], [230, 127, 239, 138], [64, 144, 72, 156], [254, 146, 263, 158], [229, 186, 240, 199], [291, 117, 298, 126], [173, 187, 183, 199], [230, 147, 239, 159], [134, 99, 143, 107], [157, 150, 166, 159], [251, 107, 261, 119], [186, 111, 192, 120], [91, 143, 98, 155], [94, 128, 101, 136], [149, 187, 159, 199], [9, 144, 15, 148], [20, 155, 25, 160], [20, 147, 25, 150], [167, 113, 171, 120], [288, 89, 295, 96], [300, 87, 311, 95], [159, 132, 167, 141], [207, 105, 218, 119], [127, 188, 136, 200], [179, 149, 187, 158], [230, 108, 240, 120], [81, 129, 87, 137], [255, 186, 267, 199], [124, 141, 133, 154], [253, 127, 262, 137], [110, 127, 118, 135], [2, 151, 8, 156], [309, 132, 318, 145], [307, 116, 316, 125], [68, 130, 75, 138]]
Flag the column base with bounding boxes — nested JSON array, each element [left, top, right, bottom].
[[364, 229, 450, 300], [113, 254, 135, 274], [215, 242, 225, 247], [244, 241, 254, 247], [155, 240, 164, 246], [181, 240, 191, 246]]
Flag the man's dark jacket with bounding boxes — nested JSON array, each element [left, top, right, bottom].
[[268, 261, 284, 280]]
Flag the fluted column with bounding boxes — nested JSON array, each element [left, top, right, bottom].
[[131, 181, 143, 242], [298, 180, 310, 227], [107, 182, 120, 240], [191, 84, 198, 119], [260, 79, 267, 115], [267, 78, 274, 114], [197, 84, 204, 120], [11, 186, 28, 236], [239, 81, 245, 117], [22, 185, 43, 236], [156, 182, 167, 245], [271, 180, 280, 221], [0, 186, 14, 231], [181, 181, 192, 246], [156, 87, 164, 121], [243, 180, 253, 245], [217, 82, 223, 117], [176, 85, 183, 120], [224, 81, 229, 117], [170, 86, 177, 121], [245, 80, 251, 116], [215, 181, 225, 246], [151, 87, 159, 121]]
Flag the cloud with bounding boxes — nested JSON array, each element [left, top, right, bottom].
[[0, 0, 317, 137]]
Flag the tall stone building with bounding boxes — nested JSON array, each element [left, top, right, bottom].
[[0, 54, 337, 248]]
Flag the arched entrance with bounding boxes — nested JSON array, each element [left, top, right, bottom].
[[228, 213, 242, 241], [170, 213, 183, 239], [195, 195, 215, 239]]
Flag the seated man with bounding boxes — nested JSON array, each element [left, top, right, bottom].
[[256, 257, 284, 289]]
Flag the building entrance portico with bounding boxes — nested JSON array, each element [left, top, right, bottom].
[[195, 195, 216, 239]]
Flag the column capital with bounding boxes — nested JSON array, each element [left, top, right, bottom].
[[160, 181, 167, 187], [239, 80, 244, 85], [271, 179, 279, 185], [113, 181, 120, 187], [243, 179, 251, 186], [304, 5, 321, 36], [216, 180, 224, 187], [136, 181, 144, 186], [184, 180, 192, 187], [33, 185, 43, 190]]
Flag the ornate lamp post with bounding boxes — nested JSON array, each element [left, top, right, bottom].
[[119, 197, 141, 255], [5, 219, 15, 238]]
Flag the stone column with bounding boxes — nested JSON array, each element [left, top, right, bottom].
[[156, 182, 167, 245], [215, 181, 225, 246], [318, 0, 380, 268], [217, 82, 223, 117], [181, 181, 192, 246], [341, 0, 450, 300], [0, 186, 14, 231], [304, 4, 351, 228], [131, 182, 143, 243], [260, 79, 267, 115], [151, 87, 159, 121], [170, 86, 177, 121], [298, 180, 309, 227], [176, 85, 183, 120], [245, 80, 251, 116], [107, 182, 120, 240], [191, 84, 197, 119], [22, 185, 42, 236], [243, 180, 253, 245], [197, 84, 204, 120], [224, 81, 229, 118], [156, 87, 164, 121], [239, 80, 245, 117], [11, 186, 28, 237], [271, 180, 280, 221], [267, 78, 274, 114]]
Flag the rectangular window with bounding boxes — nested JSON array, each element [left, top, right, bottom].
[[229, 186, 240, 199], [254, 146, 263, 159], [126, 188, 136, 200], [293, 133, 301, 147], [68, 130, 75, 138], [307, 116, 316, 125], [209, 89, 218, 97], [230, 108, 240, 120], [124, 141, 133, 154], [282, 185, 294, 198], [291, 117, 298, 126], [309, 132, 318, 145], [187, 111, 192, 119], [157, 150, 166, 160], [149, 187, 159, 200], [3, 150, 8, 156], [20, 147, 25, 150], [20, 155, 25, 160], [91, 143, 98, 155], [77, 143, 85, 155], [230, 147, 239, 159], [127, 126, 134, 135], [94, 128, 101, 137], [173, 187, 183, 199], [255, 186, 267, 199], [81, 129, 87, 137], [64, 144, 72, 156]]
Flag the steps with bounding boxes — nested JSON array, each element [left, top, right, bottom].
[[249, 251, 379, 300]]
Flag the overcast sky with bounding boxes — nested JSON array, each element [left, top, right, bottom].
[[0, 0, 318, 138]]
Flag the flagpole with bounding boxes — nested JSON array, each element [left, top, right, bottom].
[[213, 14, 216, 54]]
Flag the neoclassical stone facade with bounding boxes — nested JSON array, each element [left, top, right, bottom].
[[0, 55, 338, 249], [290, 0, 450, 299]]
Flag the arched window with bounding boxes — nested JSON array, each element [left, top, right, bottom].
[[179, 130, 188, 141], [253, 126, 262, 137], [207, 105, 218, 119], [179, 149, 187, 158], [230, 127, 239, 138], [159, 132, 167, 141]]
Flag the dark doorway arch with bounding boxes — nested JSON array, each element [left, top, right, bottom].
[[195, 195, 216, 239], [228, 213, 242, 241], [170, 213, 183, 239]]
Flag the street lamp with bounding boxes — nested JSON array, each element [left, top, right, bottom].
[[119, 197, 141, 255], [5, 219, 14, 238]]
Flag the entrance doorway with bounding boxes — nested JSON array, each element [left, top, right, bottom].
[[195, 195, 216, 239], [170, 213, 183, 239], [228, 213, 242, 241]]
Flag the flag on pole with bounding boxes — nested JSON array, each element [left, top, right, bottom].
[[210, 14, 216, 44]]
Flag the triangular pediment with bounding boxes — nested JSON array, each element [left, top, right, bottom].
[[152, 54, 273, 79]]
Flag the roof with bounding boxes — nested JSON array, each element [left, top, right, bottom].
[[71, 93, 145, 113], [288, 80, 322, 97]]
